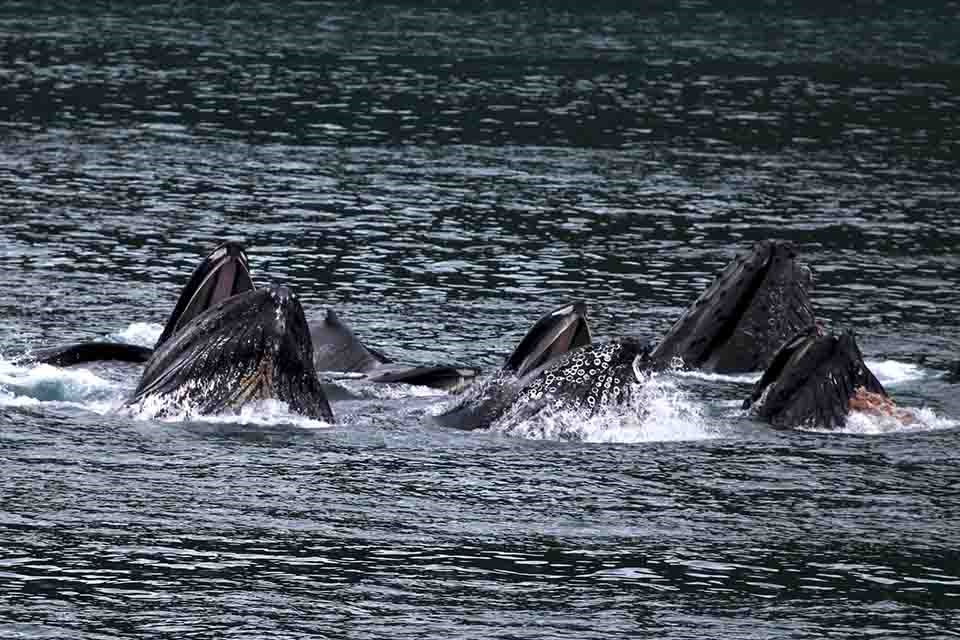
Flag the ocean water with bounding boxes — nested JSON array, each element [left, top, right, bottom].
[[1, 2, 959, 638]]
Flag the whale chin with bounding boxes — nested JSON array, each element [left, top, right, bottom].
[[130, 286, 332, 421]]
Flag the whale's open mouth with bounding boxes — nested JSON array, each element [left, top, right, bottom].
[[743, 328, 886, 430], [155, 241, 255, 349], [132, 286, 332, 421], [651, 240, 815, 373], [506, 302, 592, 377]]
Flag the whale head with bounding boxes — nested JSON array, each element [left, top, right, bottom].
[[743, 327, 885, 430], [652, 240, 815, 373], [132, 286, 332, 421], [509, 337, 653, 419]]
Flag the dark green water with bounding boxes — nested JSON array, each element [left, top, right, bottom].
[[1, 2, 959, 638]]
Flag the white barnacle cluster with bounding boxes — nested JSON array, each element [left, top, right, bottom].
[[587, 343, 626, 411], [516, 341, 627, 414]]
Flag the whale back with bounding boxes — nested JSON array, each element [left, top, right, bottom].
[[310, 309, 390, 373]]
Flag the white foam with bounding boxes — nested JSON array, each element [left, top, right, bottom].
[[109, 322, 163, 347], [0, 360, 118, 405], [496, 372, 720, 443], [674, 368, 761, 384], [360, 381, 448, 400], [122, 393, 332, 430], [864, 359, 925, 386], [317, 371, 367, 380], [807, 406, 958, 436], [199, 400, 333, 430]]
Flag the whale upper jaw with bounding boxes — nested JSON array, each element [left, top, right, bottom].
[[155, 241, 255, 349], [651, 239, 815, 373], [505, 301, 592, 378], [131, 286, 332, 421]]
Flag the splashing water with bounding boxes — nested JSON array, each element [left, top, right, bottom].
[[108, 322, 164, 347], [0, 359, 119, 405], [494, 372, 719, 443], [865, 359, 926, 386], [674, 368, 762, 385], [816, 406, 958, 436], [122, 391, 332, 429]]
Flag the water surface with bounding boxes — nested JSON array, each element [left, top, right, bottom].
[[1, 2, 959, 638]]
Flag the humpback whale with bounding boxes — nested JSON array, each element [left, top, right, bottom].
[[129, 286, 332, 421], [742, 327, 905, 430], [434, 301, 593, 430], [310, 309, 479, 391], [651, 240, 815, 373]]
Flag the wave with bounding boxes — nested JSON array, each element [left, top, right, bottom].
[[0, 358, 119, 406], [864, 359, 925, 385]]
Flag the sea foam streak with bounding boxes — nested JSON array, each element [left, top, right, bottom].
[[674, 359, 927, 387], [674, 369, 761, 384]]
